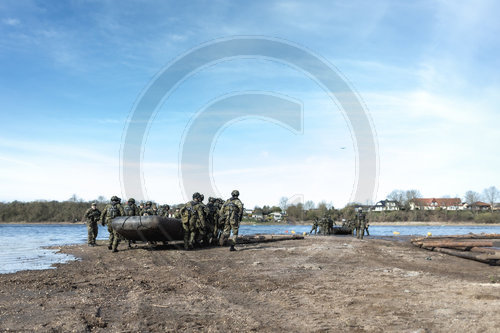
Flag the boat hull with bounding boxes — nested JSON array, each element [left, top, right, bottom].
[[111, 216, 184, 241]]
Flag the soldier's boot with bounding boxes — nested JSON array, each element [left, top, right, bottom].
[[229, 245, 236, 252]]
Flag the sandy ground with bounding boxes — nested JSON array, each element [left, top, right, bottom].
[[0, 236, 499, 332]]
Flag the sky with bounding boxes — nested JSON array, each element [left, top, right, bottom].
[[0, 0, 499, 208]]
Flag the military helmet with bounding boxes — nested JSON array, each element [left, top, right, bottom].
[[231, 190, 239, 197], [91, 202, 97, 206], [146, 201, 152, 206], [200, 194, 204, 201], [208, 197, 215, 203], [192, 192, 201, 200], [111, 195, 118, 202], [164, 204, 170, 210], [128, 198, 135, 203]]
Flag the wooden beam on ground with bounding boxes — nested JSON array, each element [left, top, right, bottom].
[[431, 247, 499, 265], [419, 240, 500, 248], [235, 234, 304, 244]]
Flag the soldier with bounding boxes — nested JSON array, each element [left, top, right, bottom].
[[355, 208, 368, 239], [318, 216, 328, 235], [180, 193, 205, 250], [124, 198, 139, 216], [141, 201, 155, 216], [100, 196, 125, 252], [123, 198, 139, 248], [205, 197, 219, 245], [197, 194, 209, 246], [84, 202, 101, 246], [219, 190, 244, 251], [157, 204, 170, 217], [174, 207, 182, 219], [214, 198, 225, 241], [310, 217, 319, 234]]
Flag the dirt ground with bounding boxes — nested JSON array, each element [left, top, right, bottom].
[[0, 235, 499, 332]]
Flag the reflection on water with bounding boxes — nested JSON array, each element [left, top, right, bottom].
[[1, 223, 499, 274]]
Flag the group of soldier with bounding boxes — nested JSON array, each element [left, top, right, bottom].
[[179, 190, 243, 251], [309, 214, 335, 235], [83, 190, 244, 253], [310, 208, 369, 239]]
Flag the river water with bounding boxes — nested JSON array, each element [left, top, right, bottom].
[[1, 223, 499, 274]]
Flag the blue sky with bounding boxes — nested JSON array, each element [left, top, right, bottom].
[[0, 0, 499, 208]]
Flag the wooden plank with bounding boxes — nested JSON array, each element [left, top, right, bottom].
[[420, 240, 500, 248], [411, 234, 500, 243], [235, 235, 304, 244], [469, 247, 499, 254], [431, 247, 499, 265]]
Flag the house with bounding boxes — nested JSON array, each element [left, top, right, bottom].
[[372, 200, 399, 211], [410, 198, 462, 210], [494, 203, 500, 211], [472, 201, 491, 210], [244, 208, 254, 216], [271, 212, 282, 221], [251, 213, 264, 220]]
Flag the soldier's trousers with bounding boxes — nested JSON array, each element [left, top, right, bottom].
[[195, 219, 206, 245], [182, 220, 196, 249], [220, 218, 239, 246], [107, 222, 114, 247], [357, 222, 367, 239], [112, 230, 124, 251], [87, 221, 98, 244]]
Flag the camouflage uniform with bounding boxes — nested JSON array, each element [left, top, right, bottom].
[[124, 198, 139, 217], [157, 204, 170, 218], [180, 193, 205, 250], [100, 196, 125, 252], [141, 201, 156, 216], [197, 195, 209, 246], [219, 190, 244, 250], [205, 197, 219, 245], [174, 208, 181, 219], [310, 218, 319, 234], [124, 198, 139, 248], [84, 203, 101, 246], [214, 198, 225, 241], [355, 210, 367, 239]]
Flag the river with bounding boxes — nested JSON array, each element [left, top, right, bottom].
[[1, 223, 499, 274]]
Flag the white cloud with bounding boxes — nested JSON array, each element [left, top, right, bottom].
[[2, 18, 20, 26]]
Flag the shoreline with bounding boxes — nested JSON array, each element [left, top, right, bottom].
[[1, 237, 499, 332]]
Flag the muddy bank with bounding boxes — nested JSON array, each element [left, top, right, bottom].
[[0, 236, 499, 332]]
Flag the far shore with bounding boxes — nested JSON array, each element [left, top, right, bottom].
[[2, 220, 499, 226]]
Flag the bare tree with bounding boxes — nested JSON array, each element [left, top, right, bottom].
[[483, 186, 499, 211], [304, 200, 315, 210], [279, 197, 289, 213], [387, 190, 405, 206], [464, 190, 481, 211], [405, 189, 422, 201], [317, 201, 328, 216]]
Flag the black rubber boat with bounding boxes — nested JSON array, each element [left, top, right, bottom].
[[111, 216, 184, 242]]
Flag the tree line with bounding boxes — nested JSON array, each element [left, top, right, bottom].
[[0, 200, 94, 223]]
